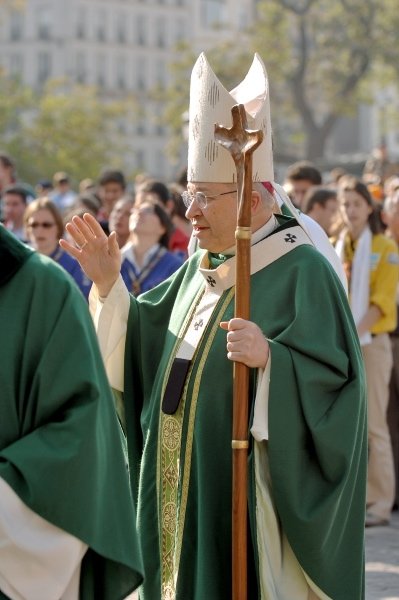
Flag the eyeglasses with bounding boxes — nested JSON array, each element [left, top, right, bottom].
[[181, 189, 237, 210], [28, 221, 56, 229]]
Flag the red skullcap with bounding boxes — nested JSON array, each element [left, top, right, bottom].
[[262, 182, 274, 195]]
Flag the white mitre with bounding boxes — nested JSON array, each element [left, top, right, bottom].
[[188, 52, 274, 183], [186, 53, 348, 292]]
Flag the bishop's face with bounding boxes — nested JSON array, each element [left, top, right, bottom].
[[185, 183, 238, 253]]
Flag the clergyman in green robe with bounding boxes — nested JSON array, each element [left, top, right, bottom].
[[61, 53, 367, 600], [0, 225, 143, 599]]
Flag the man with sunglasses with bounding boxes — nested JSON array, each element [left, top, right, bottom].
[[62, 54, 366, 600]]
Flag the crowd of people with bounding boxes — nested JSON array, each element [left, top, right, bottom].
[[1, 138, 399, 530], [282, 159, 399, 525], [0, 157, 189, 300], [0, 50, 398, 599], [1, 140, 399, 525]]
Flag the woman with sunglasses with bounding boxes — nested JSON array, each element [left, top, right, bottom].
[[24, 197, 91, 299]]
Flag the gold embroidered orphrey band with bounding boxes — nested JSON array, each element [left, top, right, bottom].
[[158, 289, 235, 600]]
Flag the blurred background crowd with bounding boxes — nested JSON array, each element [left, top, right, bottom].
[[1, 150, 399, 531], [1, 0, 399, 534]]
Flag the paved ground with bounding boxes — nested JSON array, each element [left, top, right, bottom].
[[128, 512, 399, 599], [365, 510, 399, 600]]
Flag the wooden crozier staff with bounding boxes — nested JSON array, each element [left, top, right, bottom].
[[214, 104, 263, 600]]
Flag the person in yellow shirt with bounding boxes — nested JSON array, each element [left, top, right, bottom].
[[335, 176, 399, 526]]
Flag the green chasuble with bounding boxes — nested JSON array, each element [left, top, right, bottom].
[[0, 227, 143, 599], [123, 216, 367, 600]]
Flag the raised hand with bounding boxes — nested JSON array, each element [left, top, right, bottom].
[[59, 213, 121, 297], [220, 318, 269, 369]]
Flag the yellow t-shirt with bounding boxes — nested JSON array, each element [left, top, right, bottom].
[[342, 232, 399, 334]]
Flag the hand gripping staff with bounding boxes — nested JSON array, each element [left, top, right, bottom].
[[214, 104, 263, 600]]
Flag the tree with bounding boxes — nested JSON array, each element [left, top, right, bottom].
[[164, 0, 397, 162], [0, 71, 34, 180], [0, 75, 137, 186], [0, 70, 32, 141], [253, 0, 379, 159]]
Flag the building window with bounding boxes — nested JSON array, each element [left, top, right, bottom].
[[136, 57, 147, 91], [76, 8, 87, 40], [201, 0, 225, 27], [9, 10, 24, 41], [97, 10, 107, 42], [9, 54, 23, 79], [116, 13, 127, 44], [116, 56, 127, 90], [76, 52, 87, 84], [175, 18, 186, 43], [37, 51, 51, 85], [155, 59, 166, 91], [136, 14, 147, 46], [36, 4, 52, 41], [155, 17, 166, 48], [96, 54, 106, 88]]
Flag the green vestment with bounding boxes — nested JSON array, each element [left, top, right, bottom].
[[0, 227, 143, 599], [123, 217, 367, 599]]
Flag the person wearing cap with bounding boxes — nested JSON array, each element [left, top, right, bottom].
[[61, 54, 366, 600], [49, 171, 77, 215], [0, 224, 143, 599], [35, 179, 54, 198]]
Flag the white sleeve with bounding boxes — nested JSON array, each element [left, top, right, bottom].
[[0, 477, 87, 600], [250, 356, 272, 442], [89, 275, 130, 392]]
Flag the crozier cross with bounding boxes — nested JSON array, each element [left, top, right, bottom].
[[214, 104, 263, 221]]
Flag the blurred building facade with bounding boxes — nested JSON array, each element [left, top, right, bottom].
[[0, 0, 255, 180], [1, 0, 398, 181]]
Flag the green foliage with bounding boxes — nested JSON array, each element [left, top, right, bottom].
[[246, 0, 380, 156], [0, 74, 136, 186], [0, 69, 32, 138], [164, 0, 399, 161]]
